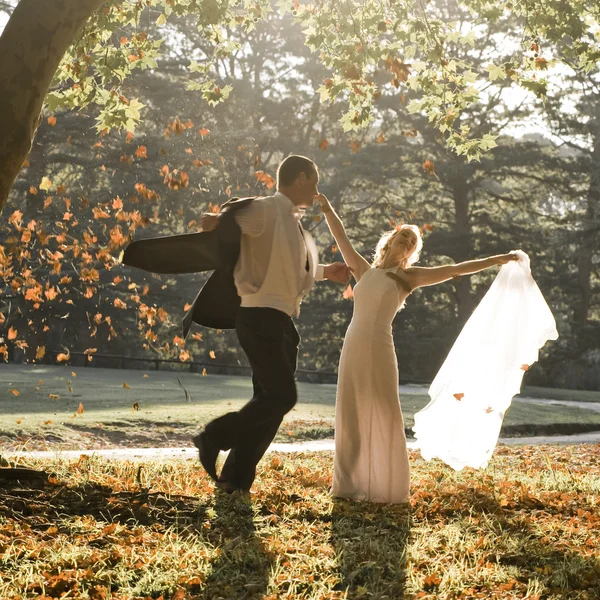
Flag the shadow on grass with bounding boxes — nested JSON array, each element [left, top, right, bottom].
[[0, 474, 273, 599], [201, 491, 273, 599], [330, 499, 411, 599]]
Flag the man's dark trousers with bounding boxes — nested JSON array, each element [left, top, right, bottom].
[[204, 306, 300, 490]]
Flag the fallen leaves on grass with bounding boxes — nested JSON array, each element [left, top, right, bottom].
[[0, 446, 598, 599]]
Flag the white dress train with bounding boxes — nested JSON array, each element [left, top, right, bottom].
[[333, 267, 411, 504], [412, 250, 559, 470]]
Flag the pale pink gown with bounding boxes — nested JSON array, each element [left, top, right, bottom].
[[332, 267, 411, 503]]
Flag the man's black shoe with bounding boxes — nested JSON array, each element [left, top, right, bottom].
[[192, 431, 219, 481]]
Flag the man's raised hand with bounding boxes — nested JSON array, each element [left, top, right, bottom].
[[200, 213, 220, 232]]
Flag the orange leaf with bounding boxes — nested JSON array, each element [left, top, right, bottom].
[[49, 394, 60, 399], [36, 346, 46, 360], [349, 140, 361, 153], [202, 368, 207, 376], [133, 402, 140, 411], [209, 350, 216, 359], [521, 364, 530, 371], [453, 393, 464, 401], [422, 159, 435, 175], [342, 285, 354, 300], [9, 389, 20, 396], [77, 402, 84, 414], [319, 138, 329, 150], [135, 145, 147, 158], [7, 327, 17, 340], [47, 115, 57, 127], [123, 383, 130, 389], [422, 223, 435, 232]]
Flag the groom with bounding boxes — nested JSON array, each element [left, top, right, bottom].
[[193, 155, 350, 494]]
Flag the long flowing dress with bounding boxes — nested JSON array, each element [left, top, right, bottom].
[[332, 267, 411, 504]]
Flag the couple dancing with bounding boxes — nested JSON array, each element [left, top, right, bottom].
[[188, 155, 520, 503]]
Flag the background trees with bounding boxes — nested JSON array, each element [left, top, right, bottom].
[[0, 1, 598, 388]]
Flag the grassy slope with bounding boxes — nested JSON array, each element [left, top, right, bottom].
[[1, 365, 600, 450], [1, 446, 599, 599]]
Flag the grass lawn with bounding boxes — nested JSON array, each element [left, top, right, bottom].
[[1, 445, 599, 599], [1, 366, 600, 451]]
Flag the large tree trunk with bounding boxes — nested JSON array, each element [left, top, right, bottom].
[[574, 138, 600, 324], [0, 0, 107, 212], [452, 181, 476, 324]]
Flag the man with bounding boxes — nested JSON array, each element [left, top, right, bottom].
[[193, 155, 350, 494]]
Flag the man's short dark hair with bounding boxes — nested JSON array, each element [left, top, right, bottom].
[[277, 155, 317, 187]]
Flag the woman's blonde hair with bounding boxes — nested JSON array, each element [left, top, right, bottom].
[[372, 224, 423, 269]]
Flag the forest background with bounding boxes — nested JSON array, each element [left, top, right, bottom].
[[0, 0, 598, 390]]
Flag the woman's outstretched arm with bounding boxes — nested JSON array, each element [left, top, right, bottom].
[[402, 253, 518, 290], [316, 194, 371, 280]]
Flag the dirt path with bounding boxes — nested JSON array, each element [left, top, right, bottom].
[[6, 430, 600, 463]]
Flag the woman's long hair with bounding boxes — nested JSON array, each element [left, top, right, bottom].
[[372, 224, 423, 269]]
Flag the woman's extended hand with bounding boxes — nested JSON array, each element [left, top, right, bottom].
[[496, 252, 519, 265]]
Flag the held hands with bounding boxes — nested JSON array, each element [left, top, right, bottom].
[[199, 213, 220, 232], [324, 262, 352, 284], [314, 193, 332, 213]]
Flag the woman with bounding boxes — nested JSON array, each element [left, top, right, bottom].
[[316, 193, 517, 503]]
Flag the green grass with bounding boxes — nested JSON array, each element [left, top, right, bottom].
[[1, 365, 600, 451], [520, 386, 600, 403], [1, 446, 599, 599]]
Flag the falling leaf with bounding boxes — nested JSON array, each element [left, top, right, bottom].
[[319, 138, 329, 150], [49, 394, 60, 399], [199, 128, 210, 137], [123, 383, 130, 389], [254, 170, 276, 189], [349, 140, 361, 153], [133, 402, 140, 411], [71, 372, 77, 377], [77, 402, 84, 414], [422, 160, 435, 175], [9, 389, 20, 396], [180, 350, 191, 362], [44, 420, 53, 425], [202, 368, 207, 376], [47, 115, 57, 127], [143, 374, 149, 378], [342, 285, 354, 300], [36, 346, 46, 360], [209, 350, 216, 359], [521, 364, 530, 371], [7, 326, 17, 340], [56, 350, 70, 363], [377, 132, 385, 143], [453, 393, 465, 401], [422, 223, 435, 232], [192, 332, 203, 341], [16, 418, 22, 425], [485, 406, 494, 414]]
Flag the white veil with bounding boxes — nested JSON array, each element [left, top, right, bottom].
[[412, 250, 558, 470]]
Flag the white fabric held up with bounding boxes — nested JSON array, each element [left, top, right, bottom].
[[412, 250, 559, 470]]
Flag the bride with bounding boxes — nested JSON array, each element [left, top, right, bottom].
[[316, 194, 517, 504]]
